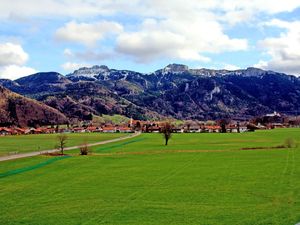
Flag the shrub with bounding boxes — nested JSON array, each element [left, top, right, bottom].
[[284, 138, 295, 148], [80, 143, 89, 155]]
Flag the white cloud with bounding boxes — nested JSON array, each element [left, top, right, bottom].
[[254, 60, 268, 69], [63, 48, 74, 58], [55, 21, 123, 46], [0, 0, 118, 19], [116, 16, 248, 63], [140, 0, 300, 25], [1, 1, 300, 69], [217, 0, 300, 23], [0, 42, 37, 80], [0, 65, 37, 80], [61, 62, 91, 72], [223, 64, 241, 70], [0, 0, 299, 21], [63, 48, 113, 62], [255, 19, 300, 75], [221, 9, 254, 25], [0, 43, 28, 66]]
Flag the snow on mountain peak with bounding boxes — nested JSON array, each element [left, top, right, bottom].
[[67, 65, 110, 78]]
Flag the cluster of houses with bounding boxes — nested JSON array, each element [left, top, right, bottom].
[[0, 121, 246, 136], [0, 112, 297, 136], [250, 111, 300, 129], [132, 120, 248, 133], [0, 125, 133, 136]]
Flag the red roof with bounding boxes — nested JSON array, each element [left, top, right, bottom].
[[14, 128, 26, 133], [102, 126, 116, 130], [87, 126, 97, 131], [204, 125, 221, 130], [118, 127, 132, 131], [73, 127, 84, 131], [0, 127, 12, 132]]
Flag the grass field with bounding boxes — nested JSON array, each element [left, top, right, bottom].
[[0, 133, 128, 156], [1, 129, 300, 224]]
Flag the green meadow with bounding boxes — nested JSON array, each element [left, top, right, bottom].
[[1, 129, 300, 224], [0, 133, 127, 156]]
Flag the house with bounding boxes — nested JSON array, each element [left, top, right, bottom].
[[263, 111, 284, 124], [95, 127, 103, 132], [227, 124, 240, 133], [72, 127, 85, 133], [203, 125, 221, 133], [14, 127, 26, 135], [117, 126, 133, 133], [147, 125, 161, 133], [0, 127, 12, 136], [239, 126, 248, 133], [271, 123, 285, 128], [188, 125, 201, 133], [25, 128, 44, 134], [45, 128, 56, 134], [102, 126, 116, 133], [173, 127, 184, 133], [86, 126, 103, 132], [86, 126, 96, 132], [57, 128, 71, 133], [246, 123, 260, 131]]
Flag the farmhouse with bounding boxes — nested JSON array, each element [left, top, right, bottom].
[[86, 126, 103, 133], [203, 125, 221, 133], [188, 125, 201, 133], [102, 126, 117, 133], [0, 127, 12, 135], [116, 126, 133, 133], [147, 124, 161, 133], [14, 128, 26, 135], [72, 127, 85, 133], [173, 127, 184, 133]]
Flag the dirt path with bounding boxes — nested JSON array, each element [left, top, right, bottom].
[[0, 132, 141, 162]]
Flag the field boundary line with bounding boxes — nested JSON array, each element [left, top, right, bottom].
[[0, 155, 71, 179], [89, 147, 288, 157], [0, 132, 141, 162]]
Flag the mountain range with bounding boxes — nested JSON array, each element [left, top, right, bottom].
[[1, 64, 300, 126]]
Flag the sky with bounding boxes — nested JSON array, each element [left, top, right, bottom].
[[0, 0, 300, 80]]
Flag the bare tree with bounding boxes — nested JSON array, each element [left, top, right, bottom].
[[218, 119, 230, 133], [80, 142, 90, 155], [161, 122, 173, 145], [56, 133, 68, 154], [135, 121, 141, 131]]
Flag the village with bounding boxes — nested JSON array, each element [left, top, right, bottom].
[[0, 111, 299, 136]]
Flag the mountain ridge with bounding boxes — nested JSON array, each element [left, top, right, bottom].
[[1, 64, 300, 122], [0, 85, 67, 127]]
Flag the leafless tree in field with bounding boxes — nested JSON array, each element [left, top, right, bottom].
[[56, 133, 68, 154], [161, 122, 173, 146]]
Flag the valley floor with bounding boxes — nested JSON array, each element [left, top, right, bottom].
[[0, 133, 128, 156], [1, 129, 300, 224]]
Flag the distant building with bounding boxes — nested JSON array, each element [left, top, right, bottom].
[[0, 127, 12, 136], [117, 126, 133, 133], [102, 126, 117, 133]]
